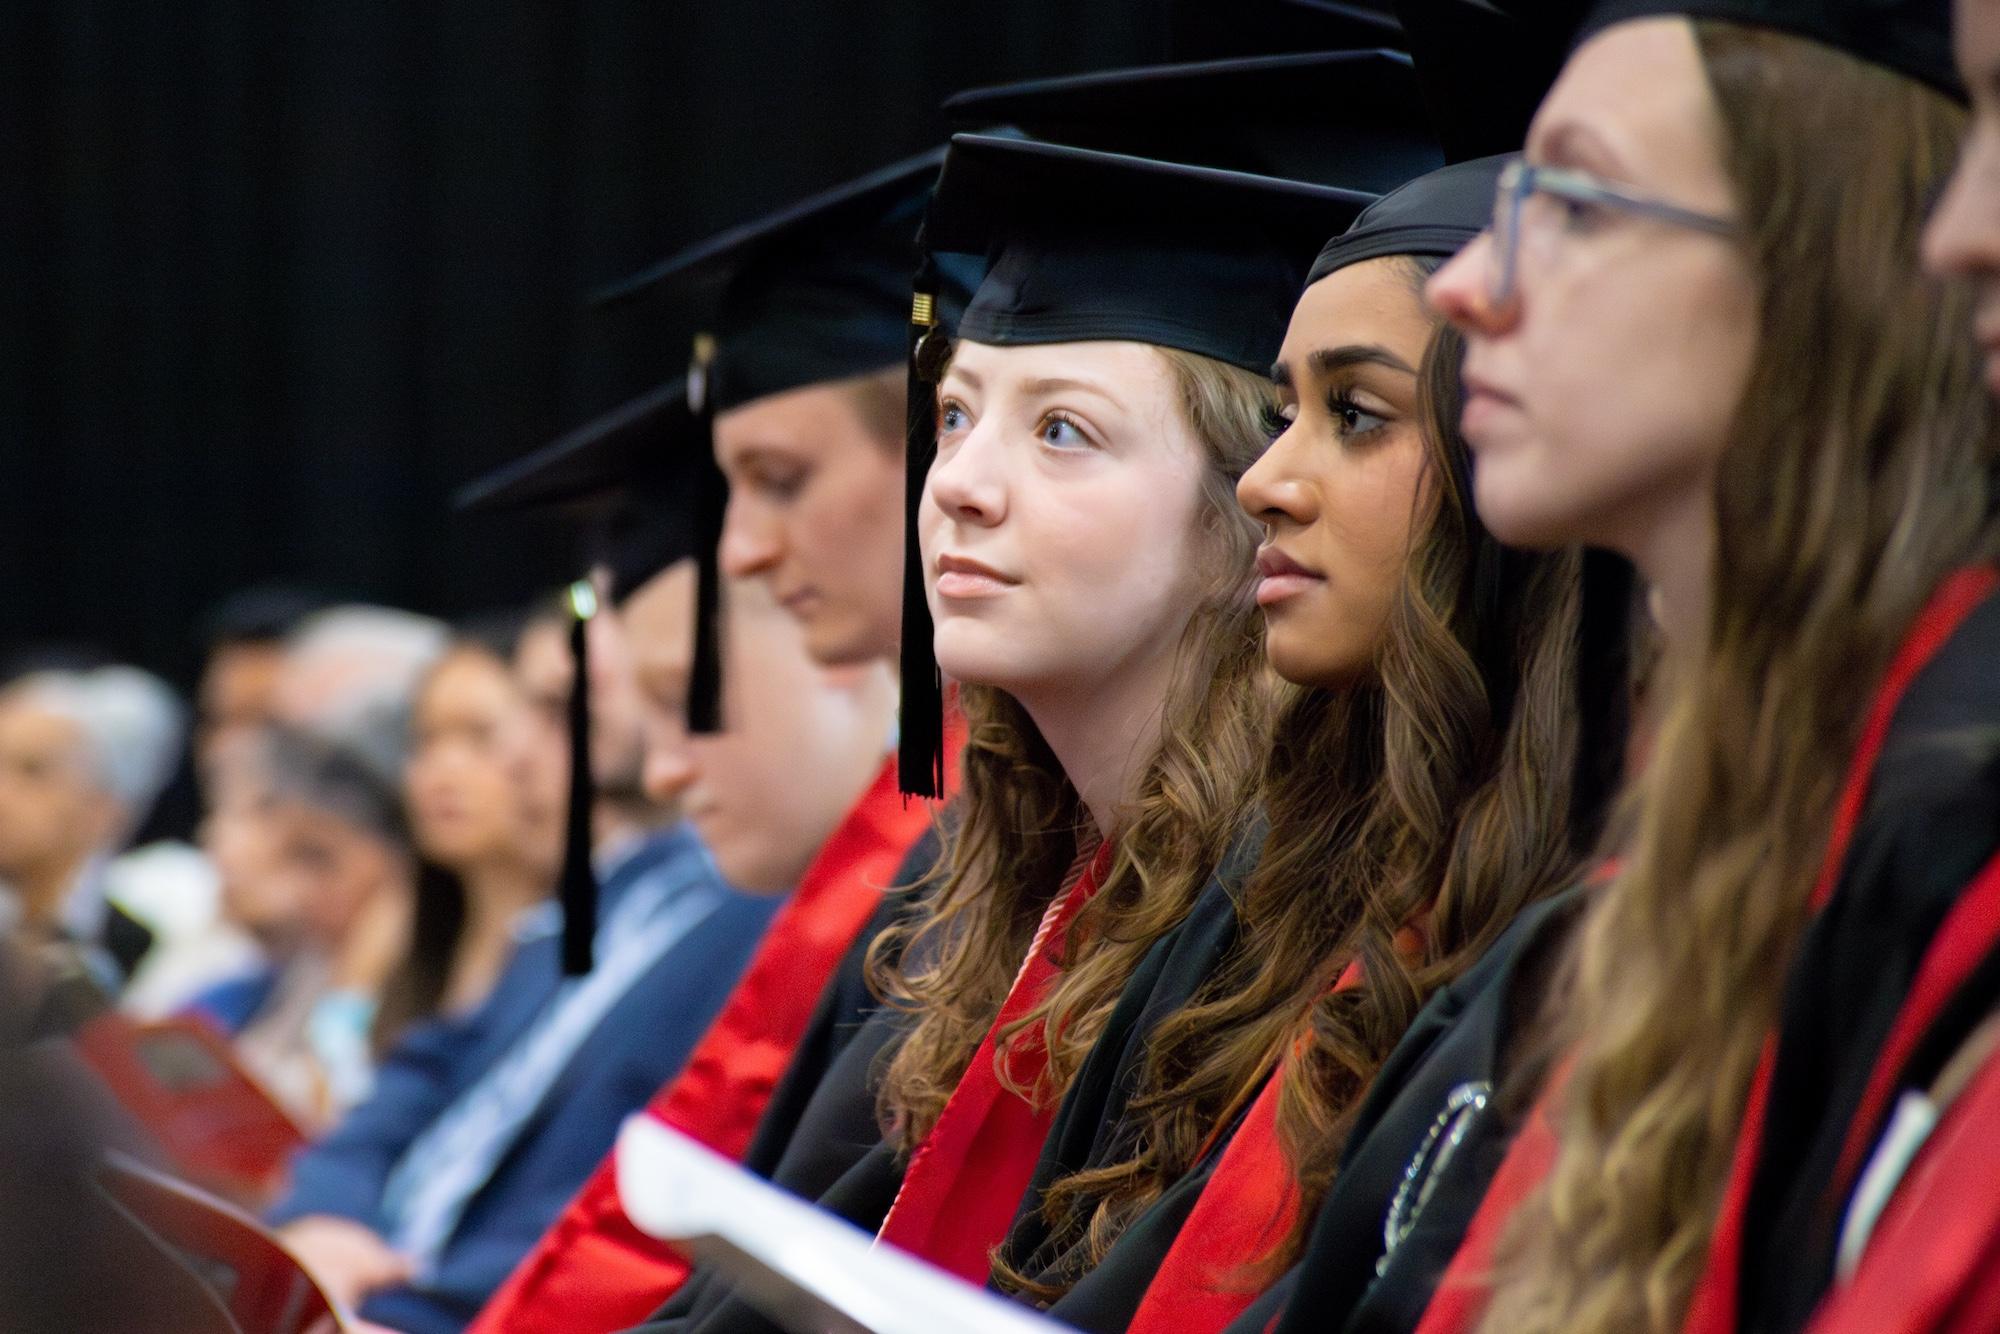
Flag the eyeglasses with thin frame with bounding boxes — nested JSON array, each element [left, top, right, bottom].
[[1489, 156, 1738, 303]]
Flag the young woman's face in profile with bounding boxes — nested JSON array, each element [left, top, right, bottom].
[[1238, 256, 1434, 688], [1429, 17, 1759, 557], [405, 648, 552, 871], [920, 339, 1213, 704]]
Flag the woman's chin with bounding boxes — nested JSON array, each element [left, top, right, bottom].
[[1263, 622, 1365, 692]]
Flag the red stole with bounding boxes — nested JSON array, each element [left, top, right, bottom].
[[1128, 943, 1433, 1334], [874, 838, 1115, 1282], [1804, 1017, 2000, 1334], [467, 737, 957, 1334], [1683, 566, 2000, 1334]]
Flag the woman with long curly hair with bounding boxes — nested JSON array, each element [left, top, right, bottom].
[[972, 156, 1628, 1334], [626, 137, 1369, 1334], [1408, 1, 2000, 1331]]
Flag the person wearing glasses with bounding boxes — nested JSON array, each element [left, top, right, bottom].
[[1354, 0, 1998, 1331]]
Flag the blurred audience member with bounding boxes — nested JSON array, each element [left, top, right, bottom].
[[266, 576, 879, 1334], [187, 726, 417, 1126], [0, 667, 188, 996], [273, 605, 451, 788], [179, 601, 452, 1124], [194, 585, 330, 780], [377, 634, 563, 1039]]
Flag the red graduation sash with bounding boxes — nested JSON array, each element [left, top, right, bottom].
[[1683, 566, 1999, 1334], [1128, 941, 1437, 1334], [874, 839, 1115, 1282], [1805, 1017, 2000, 1334], [1411, 569, 2000, 1334]]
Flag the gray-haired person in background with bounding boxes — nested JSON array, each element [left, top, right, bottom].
[[0, 666, 187, 995]]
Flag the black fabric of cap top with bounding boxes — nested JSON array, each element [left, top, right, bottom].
[[894, 135, 1377, 795], [592, 147, 978, 412], [1309, 153, 1508, 281], [1576, 0, 1959, 100], [943, 50, 1444, 194], [932, 134, 1377, 373], [453, 381, 712, 610], [1391, 0, 1590, 160]]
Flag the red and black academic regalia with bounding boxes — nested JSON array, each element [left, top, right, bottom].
[[631, 829, 1266, 1334], [1683, 568, 2000, 1334], [973, 830, 1260, 1332], [466, 752, 952, 1334], [1177, 890, 1584, 1334], [1803, 1021, 2000, 1334], [1414, 569, 2000, 1334]]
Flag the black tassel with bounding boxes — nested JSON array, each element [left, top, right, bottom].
[[1568, 549, 1636, 858], [687, 333, 726, 735], [559, 581, 600, 975], [897, 252, 948, 798]]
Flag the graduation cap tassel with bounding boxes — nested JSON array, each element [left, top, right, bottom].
[[1567, 549, 1637, 859], [559, 580, 601, 975], [897, 254, 949, 799], [687, 333, 726, 736]]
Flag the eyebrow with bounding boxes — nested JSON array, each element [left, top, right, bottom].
[[1019, 375, 1121, 405], [1529, 120, 1628, 178], [1271, 343, 1419, 386]]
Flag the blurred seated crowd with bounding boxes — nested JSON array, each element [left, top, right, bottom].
[[0, 571, 900, 1332]]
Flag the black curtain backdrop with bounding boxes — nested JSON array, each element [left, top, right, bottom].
[[6, 0, 1280, 692], [2, 0, 1384, 691]]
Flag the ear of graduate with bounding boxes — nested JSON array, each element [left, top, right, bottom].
[[66, 1, 2000, 1333]]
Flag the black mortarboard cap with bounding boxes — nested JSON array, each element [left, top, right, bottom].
[[1168, 0, 1404, 60], [1383, 0, 1587, 160], [594, 149, 980, 805], [1576, 0, 1957, 99], [932, 135, 1377, 373], [943, 50, 1443, 194], [1309, 153, 1507, 281], [592, 147, 976, 410], [454, 385, 712, 974], [894, 135, 1377, 795]]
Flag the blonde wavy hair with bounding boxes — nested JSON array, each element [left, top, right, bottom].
[[1481, 22, 2000, 1334], [868, 343, 1276, 1155]]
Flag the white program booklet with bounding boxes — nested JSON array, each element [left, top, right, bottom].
[[614, 1115, 1072, 1334]]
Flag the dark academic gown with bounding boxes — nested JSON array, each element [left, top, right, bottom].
[[1688, 569, 2000, 1334], [736, 826, 942, 1183], [1363, 569, 2000, 1334], [269, 823, 779, 1334], [986, 830, 1263, 1333], [1222, 890, 1581, 1334], [630, 829, 1266, 1334]]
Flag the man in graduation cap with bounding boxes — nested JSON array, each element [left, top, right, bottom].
[[265, 406, 810, 1334], [465, 151, 981, 1334]]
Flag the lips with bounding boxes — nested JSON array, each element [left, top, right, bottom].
[[934, 552, 1018, 600], [1458, 368, 1521, 446], [1254, 545, 1323, 608]]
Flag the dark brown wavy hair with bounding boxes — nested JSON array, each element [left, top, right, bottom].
[[996, 307, 1611, 1298], [868, 345, 1276, 1155], [1482, 23, 2000, 1334]]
